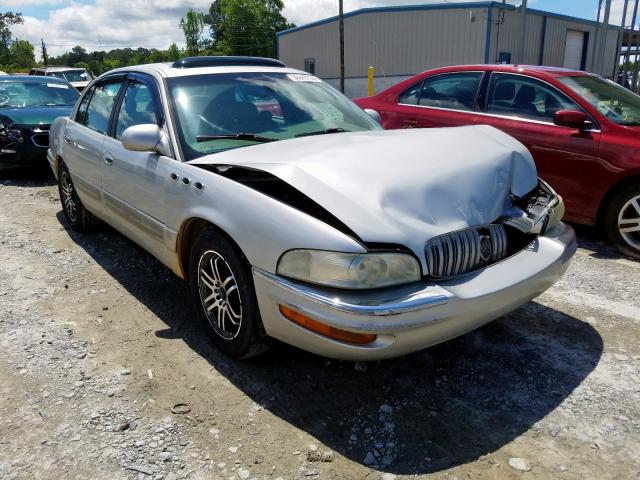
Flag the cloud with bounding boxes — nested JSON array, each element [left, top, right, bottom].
[[13, 0, 211, 57]]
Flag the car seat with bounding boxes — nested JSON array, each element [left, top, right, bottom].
[[513, 85, 539, 116], [492, 81, 515, 111]]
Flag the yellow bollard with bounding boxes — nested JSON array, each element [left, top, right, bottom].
[[368, 66, 374, 96]]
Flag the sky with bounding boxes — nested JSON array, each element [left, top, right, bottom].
[[8, 0, 637, 58]]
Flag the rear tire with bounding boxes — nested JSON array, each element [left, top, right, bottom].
[[605, 183, 640, 260], [58, 163, 99, 232], [188, 228, 269, 358]]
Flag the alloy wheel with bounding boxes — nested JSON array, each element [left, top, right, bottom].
[[197, 250, 243, 340], [618, 194, 640, 251], [60, 171, 78, 223]]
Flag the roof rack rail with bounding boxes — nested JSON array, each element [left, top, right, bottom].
[[171, 56, 286, 69]]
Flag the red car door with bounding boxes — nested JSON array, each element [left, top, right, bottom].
[[477, 73, 601, 223], [386, 71, 485, 129]]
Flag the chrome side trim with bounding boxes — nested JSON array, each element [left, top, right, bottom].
[[253, 268, 449, 316], [396, 103, 602, 132]]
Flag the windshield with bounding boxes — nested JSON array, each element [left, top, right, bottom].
[[167, 72, 381, 160], [0, 80, 80, 108], [48, 69, 92, 83], [559, 75, 640, 126]]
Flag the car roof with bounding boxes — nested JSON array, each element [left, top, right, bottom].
[[0, 75, 69, 83], [433, 64, 598, 78], [33, 66, 87, 72], [103, 62, 306, 79]]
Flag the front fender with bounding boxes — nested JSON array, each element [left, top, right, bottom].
[[169, 163, 367, 274]]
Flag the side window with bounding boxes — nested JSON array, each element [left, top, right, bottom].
[[115, 81, 159, 140], [84, 81, 123, 135], [487, 74, 580, 122], [75, 87, 94, 126], [398, 80, 423, 105], [418, 72, 482, 111]]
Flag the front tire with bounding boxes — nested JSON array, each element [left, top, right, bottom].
[[58, 163, 99, 232], [188, 228, 268, 358], [605, 183, 640, 260]]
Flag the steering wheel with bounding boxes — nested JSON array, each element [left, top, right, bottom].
[[0, 93, 10, 106]]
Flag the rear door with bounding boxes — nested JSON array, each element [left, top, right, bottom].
[[478, 72, 601, 221], [387, 71, 484, 129], [61, 77, 125, 216]]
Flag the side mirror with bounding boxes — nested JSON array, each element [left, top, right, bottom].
[[122, 124, 163, 152], [553, 110, 591, 130], [364, 108, 382, 124]]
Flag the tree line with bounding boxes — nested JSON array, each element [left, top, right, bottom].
[[0, 0, 292, 75]]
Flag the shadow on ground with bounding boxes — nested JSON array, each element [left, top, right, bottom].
[[59, 212, 604, 475], [0, 168, 55, 187]]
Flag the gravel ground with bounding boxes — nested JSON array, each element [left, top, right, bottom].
[[0, 175, 639, 480]]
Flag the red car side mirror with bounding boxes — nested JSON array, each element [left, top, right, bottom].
[[553, 109, 591, 130]]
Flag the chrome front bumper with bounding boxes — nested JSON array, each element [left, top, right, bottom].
[[253, 222, 577, 361]]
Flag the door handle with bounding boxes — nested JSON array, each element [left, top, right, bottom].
[[104, 153, 114, 165], [63, 134, 72, 144]]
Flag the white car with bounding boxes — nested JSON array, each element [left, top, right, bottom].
[[47, 56, 576, 360], [29, 66, 94, 91]]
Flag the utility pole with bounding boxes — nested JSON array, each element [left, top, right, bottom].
[[614, 0, 629, 80], [591, 0, 604, 72], [597, 0, 612, 75], [339, 0, 345, 93], [622, 0, 639, 84], [41, 38, 49, 66], [518, 0, 527, 64]]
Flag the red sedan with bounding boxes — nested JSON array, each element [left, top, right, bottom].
[[355, 65, 640, 259]]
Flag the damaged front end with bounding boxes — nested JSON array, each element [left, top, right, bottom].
[[0, 116, 24, 156], [425, 180, 565, 279], [501, 179, 565, 236]]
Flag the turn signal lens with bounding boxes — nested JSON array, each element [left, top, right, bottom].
[[279, 305, 377, 345]]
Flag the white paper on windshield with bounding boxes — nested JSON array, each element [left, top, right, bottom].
[[47, 83, 69, 89], [287, 74, 322, 83]]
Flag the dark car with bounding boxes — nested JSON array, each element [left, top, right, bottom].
[[0, 76, 80, 173], [355, 65, 640, 259]]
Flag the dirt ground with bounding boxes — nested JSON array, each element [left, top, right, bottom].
[[0, 174, 639, 480]]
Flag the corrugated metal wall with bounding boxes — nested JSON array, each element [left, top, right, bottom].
[[491, 9, 543, 65], [277, 4, 623, 96], [278, 7, 489, 80]]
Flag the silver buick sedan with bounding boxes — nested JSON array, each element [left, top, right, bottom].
[[48, 57, 576, 360]]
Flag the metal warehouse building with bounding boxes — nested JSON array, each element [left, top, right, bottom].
[[277, 1, 627, 98]]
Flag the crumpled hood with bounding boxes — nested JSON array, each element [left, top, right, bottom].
[[190, 125, 538, 250], [0, 105, 74, 126]]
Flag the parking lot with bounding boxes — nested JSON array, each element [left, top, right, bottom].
[[0, 175, 639, 480]]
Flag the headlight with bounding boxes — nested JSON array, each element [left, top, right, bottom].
[[0, 117, 22, 143], [277, 250, 421, 289]]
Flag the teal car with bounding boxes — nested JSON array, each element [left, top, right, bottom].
[[0, 76, 80, 172]]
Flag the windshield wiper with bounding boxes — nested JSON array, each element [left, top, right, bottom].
[[196, 133, 279, 143], [295, 127, 350, 138]]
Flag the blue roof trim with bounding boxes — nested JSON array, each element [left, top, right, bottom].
[[276, 1, 620, 38]]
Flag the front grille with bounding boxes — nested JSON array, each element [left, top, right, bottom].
[[425, 224, 508, 278]]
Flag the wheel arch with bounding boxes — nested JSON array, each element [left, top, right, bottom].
[[176, 217, 245, 281], [596, 173, 640, 228]]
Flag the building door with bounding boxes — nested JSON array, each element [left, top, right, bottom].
[[563, 30, 585, 70]]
